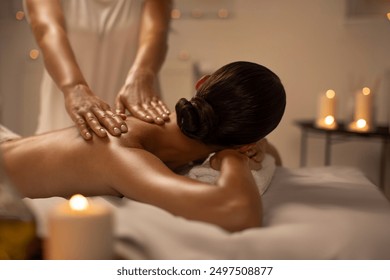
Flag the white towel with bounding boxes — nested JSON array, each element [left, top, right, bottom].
[[185, 154, 276, 195], [0, 124, 21, 144]]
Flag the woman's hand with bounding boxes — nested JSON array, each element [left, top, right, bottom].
[[240, 139, 268, 170], [64, 84, 128, 140], [210, 139, 269, 171], [115, 70, 170, 125]]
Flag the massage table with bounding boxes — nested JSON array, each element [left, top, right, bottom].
[[25, 157, 390, 260]]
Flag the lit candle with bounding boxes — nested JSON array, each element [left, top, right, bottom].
[[348, 87, 373, 132], [315, 89, 337, 129], [45, 194, 113, 260]]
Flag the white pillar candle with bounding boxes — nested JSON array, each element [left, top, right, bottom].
[[45, 194, 113, 260], [315, 89, 337, 129], [348, 87, 373, 132], [355, 87, 372, 125]]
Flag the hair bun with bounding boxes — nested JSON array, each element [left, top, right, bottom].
[[175, 98, 198, 138], [175, 97, 218, 142]]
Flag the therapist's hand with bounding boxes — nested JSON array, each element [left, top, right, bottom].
[[115, 70, 170, 125], [64, 84, 128, 140]]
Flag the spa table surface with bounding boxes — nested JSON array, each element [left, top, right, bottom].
[[295, 120, 390, 189]]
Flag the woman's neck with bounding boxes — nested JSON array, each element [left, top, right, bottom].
[[124, 113, 216, 170]]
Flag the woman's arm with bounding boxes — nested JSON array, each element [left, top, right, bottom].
[[2, 131, 262, 232], [25, 0, 126, 139], [108, 148, 262, 232], [116, 0, 172, 123]]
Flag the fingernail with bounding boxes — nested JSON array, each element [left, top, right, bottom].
[[85, 132, 92, 139], [120, 124, 127, 132], [114, 127, 121, 134], [156, 117, 163, 122], [146, 115, 152, 120]]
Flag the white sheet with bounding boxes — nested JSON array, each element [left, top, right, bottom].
[[0, 124, 21, 143], [25, 166, 390, 260]]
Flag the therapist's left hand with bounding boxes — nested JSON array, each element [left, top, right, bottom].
[[115, 70, 170, 124]]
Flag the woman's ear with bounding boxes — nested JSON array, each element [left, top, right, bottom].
[[195, 75, 210, 90]]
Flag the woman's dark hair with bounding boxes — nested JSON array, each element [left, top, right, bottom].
[[175, 61, 286, 147]]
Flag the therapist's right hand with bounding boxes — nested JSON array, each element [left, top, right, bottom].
[[64, 84, 128, 140]]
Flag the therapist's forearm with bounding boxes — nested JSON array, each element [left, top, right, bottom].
[[26, 0, 88, 94], [37, 28, 87, 93], [125, 0, 171, 83], [126, 34, 168, 81]]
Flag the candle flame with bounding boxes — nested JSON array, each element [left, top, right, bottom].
[[356, 119, 367, 129], [69, 194, 89, 211], [29, 49, 40, 60], [362, 87, 370, 96], [15, 11, 25, 21], [171, 9, 181, 19], [324, 115, 335, 125], [325, 89, 335, 99]]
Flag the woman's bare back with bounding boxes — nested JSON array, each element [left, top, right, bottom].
[[1, 115, 211, 198]]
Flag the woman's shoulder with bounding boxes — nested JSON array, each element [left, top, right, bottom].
[[113, 117, 153, 149]]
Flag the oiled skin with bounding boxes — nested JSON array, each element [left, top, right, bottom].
[[1, 114, 266, 232]]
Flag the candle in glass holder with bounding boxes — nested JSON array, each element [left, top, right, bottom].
[[45, 194, 113, 260], [348, 87, 373, 132], [315, 89, 337, 129]]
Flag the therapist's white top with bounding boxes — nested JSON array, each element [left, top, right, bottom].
[[33, 0, 144, 133]]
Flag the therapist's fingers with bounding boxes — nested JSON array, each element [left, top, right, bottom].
[[114, 97, 129, 120], [127, 104, 154, 123], [136, 98, 170, 124], [83, 111, 108, 138], [116, 94, 154, 123], [92, 108, 128, 136], [125, 102, 164, 124], [115, 80, 170, 124], [119, 93, 170, 124], [141, 102, 165, 125], [151, 99, 170, 121], [115, 96, 126, 115], [69, 109, 106, 140], [74, 114, 93, 140]]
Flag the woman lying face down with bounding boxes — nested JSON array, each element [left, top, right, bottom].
[[1, 61, 286, 232]]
